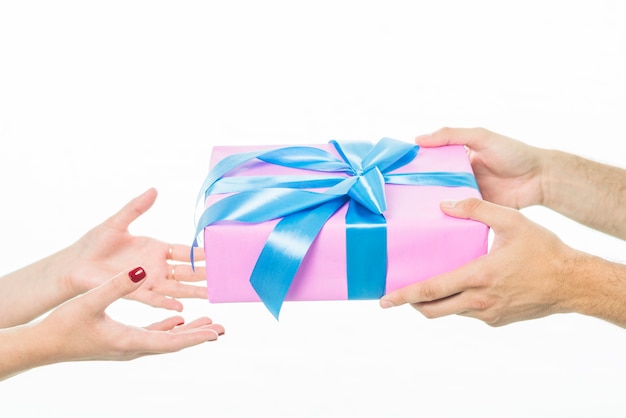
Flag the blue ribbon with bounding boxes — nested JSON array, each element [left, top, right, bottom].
[[192, 138, 478, 319]]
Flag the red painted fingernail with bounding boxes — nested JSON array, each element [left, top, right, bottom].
[[128, 267, 146, 282]]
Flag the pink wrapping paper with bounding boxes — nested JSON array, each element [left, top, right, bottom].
[[203, 143, 489, 303]]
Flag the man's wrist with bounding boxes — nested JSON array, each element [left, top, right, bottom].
[[560, 252, 626, 327]]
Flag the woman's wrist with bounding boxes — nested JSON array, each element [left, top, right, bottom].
[[0, 322, 56, 381], [36, 246, 82, 300], [54, 245, 86, 297], [0, 245, 80, 328]]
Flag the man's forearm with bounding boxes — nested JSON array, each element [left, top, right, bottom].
[[542, 150, 626, 240], [562, 252, 626, 328]]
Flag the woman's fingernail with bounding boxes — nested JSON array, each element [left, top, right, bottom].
[[207, 329, 220, 341], [128, 267, 146, 282], [441, 200, 459, 208]]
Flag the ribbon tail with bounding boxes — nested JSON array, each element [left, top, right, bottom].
[[191, 238, 199, 270], [194, 149, 271, 238], [250, 196, 349, 319], [345, 201, 387, 299]]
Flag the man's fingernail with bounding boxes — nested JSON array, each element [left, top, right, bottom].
[[128, 267, 146, 282], [441, 200, 459, 208], [380, 300, 394, 309]]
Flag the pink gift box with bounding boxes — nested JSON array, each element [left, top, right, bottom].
[[203, 143, 489, 303]]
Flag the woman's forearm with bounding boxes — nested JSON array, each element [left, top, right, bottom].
[[542, 150, 626, 240], [0, 247, 77, 327], [0, 322, 55, 381]]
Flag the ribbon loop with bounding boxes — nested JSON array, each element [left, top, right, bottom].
[[258, 146, 351, 172], [360, 137, 419, 173]]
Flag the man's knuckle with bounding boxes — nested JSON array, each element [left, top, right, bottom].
[[419, 284, 440, 301], [469, 296, 492, 312]]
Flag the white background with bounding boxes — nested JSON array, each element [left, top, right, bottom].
[[1, 1, 625, 417]]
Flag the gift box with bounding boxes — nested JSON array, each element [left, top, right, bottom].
[[193, 138, 489, 318]]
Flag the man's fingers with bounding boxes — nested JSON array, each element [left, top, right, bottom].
[[439, 197, 519, 234], [415, 127, 493, 149], [380, 265, 478, 309]]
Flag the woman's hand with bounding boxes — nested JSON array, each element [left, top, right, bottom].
[[66, 188, 207, 311], [0, 267, 224, 381]]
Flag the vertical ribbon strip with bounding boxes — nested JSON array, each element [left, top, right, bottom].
[[192, 138, 478, 318]]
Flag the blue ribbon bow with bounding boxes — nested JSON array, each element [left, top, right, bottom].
[[192, 138, 478, 319]]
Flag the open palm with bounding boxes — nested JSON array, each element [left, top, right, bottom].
[[66, 188, 207, 311]]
